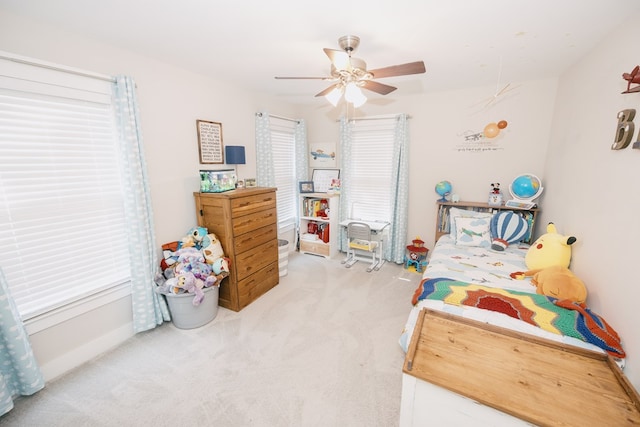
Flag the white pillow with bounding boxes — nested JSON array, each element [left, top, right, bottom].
[[448, 207, 493, 241], [454, 216, 491, 247]]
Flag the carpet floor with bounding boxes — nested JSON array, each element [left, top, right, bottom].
[[3, 252, 421, 427]]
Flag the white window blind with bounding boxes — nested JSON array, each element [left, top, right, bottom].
[[0, 54, 130, 320], [348, 117, 396, 222], [269, 117, 297, 229]]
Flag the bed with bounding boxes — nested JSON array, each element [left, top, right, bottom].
[[398, 211, 635, 426]]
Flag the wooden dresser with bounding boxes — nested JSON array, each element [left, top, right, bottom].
[[193, 187, 279, 311]]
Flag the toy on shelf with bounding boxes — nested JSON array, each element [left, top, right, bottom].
[[435, 181, 452, 202], [404, 237, 429, 273], [488, 182, 503, 206]]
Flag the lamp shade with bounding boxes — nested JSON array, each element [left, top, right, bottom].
[[325, 86, 343, 107], [225, 145, 246, 165], [344, 82, 367, 107]]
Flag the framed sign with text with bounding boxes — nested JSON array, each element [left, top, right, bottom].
[[196, 120, 224, 164]]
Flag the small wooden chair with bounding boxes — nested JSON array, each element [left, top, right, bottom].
[[342, 222, 379, 272]]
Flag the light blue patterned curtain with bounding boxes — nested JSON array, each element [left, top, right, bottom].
[[388, 114, 410, 263], [255, 112, 308, 185], [338, 117, 353, 251], [0, 268, 45, 416], [294, 119, 309, 185], [112, 76, 170, 333], [255, 111, 275, 187]]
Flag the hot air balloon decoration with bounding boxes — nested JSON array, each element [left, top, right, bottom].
[[490, 211, 529, 251]]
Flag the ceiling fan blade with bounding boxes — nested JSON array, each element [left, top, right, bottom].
[[324, 48, 350, 71], [315, 83, 340, 97], [361, 80, 397, 95], [369, 61, 426, 79]]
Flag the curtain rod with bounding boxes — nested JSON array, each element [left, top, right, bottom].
[[335, 114, 412, 122], [0, 51, 116, 83], [256, 112, 300, 123]]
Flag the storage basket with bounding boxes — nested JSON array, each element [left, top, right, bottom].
[[165, 286, 219, 329]]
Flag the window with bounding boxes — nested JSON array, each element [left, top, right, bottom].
[[0, 54, 130, 322], [347, 118, 396, 222], [269, 117, 297, 230]]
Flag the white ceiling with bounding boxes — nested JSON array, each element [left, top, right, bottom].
[[3, 0, 640, 106]]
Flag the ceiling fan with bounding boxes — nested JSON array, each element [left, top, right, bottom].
[[275, 35, 426, 107]]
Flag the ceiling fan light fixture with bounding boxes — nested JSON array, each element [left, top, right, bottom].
[[332, 55, 350, 72], [352, 92, 367, 108], [325, 86, 343, 106], [345, 82, 367, 107]]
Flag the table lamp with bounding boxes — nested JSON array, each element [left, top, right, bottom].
[[225, 145, 246, 183]]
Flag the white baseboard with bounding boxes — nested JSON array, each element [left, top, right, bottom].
[[40, 322, 134, 382]]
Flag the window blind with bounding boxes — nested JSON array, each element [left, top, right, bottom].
[[348, 118, 396, 222], [0, 55, 130, 320], [269, 117, 297, 229]]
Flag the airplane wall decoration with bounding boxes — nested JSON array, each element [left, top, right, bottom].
[[622, 65, 640, 94]]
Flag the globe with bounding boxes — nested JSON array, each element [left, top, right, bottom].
[[509, 174, 543, 201], [435, 180, 452, 202]]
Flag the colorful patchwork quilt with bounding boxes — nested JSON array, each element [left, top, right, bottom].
[[413, 277, 625, 358]]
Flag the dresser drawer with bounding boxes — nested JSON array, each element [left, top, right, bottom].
[[235, 239, 278, 280], [234, 223, 277, 254], [231, 193, 277, 218], [232, 207, 277, 236], [237, 262, 279, 310], [300, 240, 330, 257]]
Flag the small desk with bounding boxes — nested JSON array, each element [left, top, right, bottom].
[[339, 219, 390, 271]]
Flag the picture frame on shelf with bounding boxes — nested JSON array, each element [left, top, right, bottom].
[[327, 178, 341, 194], [299, 181, 315, 193], [196, 120, 224, 164], [245, 178, 257, 188], [311, 168, 340, 193]]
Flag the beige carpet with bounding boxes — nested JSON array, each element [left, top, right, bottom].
[[3, 252, 421, 427]]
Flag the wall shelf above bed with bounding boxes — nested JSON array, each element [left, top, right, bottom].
[[435, 201, 539, 244]]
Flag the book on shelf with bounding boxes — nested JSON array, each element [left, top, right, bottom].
[[302, 196, 329, 219]]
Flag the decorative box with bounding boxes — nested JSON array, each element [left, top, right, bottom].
[[199, 169, 237, 193]]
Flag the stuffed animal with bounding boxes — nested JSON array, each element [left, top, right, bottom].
[[174, 247, 215, 281], [160, 241, 181, 271], [181, 226, 208, 249], [528, 265, 587, 303], [157, 271, 206, 305], [211, 257, 230, 275], [510, 222, 586, 302], [177, 247, 205, 263], [524, 222, 576, 270], [202, 233, 224, 264]]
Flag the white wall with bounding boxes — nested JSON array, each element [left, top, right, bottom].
[[542, 12, 640, 388]]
